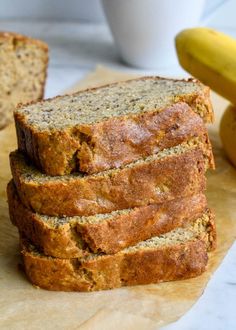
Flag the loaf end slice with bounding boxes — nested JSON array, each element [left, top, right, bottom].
[[10, 139, 208, 216], [0, 31, 48, 129], [21, 211, 216, 292], [8, 180, 209, 257], [14, 76, 213, 175]]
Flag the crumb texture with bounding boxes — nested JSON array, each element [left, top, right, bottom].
[[0, 32, 48, 128], [21, 213, 216, 291], [14, 76, 213, 175], [16, 77, 208, 130], [10, 141, 207, 216], [8, 180, 209, 257]]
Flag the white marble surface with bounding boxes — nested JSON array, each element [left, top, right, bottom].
[[163, 242, 236, 330], [0, 1, 236, 329]]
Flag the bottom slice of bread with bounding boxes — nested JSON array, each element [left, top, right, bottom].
[[21, 211, 216, 292]]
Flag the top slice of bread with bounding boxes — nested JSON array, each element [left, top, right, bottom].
[[0, 31, 48, 129], [14, 77, 213, 175]]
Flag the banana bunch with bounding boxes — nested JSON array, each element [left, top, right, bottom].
[[176, 27, 236, 167], [176, 27, 236, 105]]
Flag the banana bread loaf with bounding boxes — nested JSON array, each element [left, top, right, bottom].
[[14, 77, 213, 175], [10, 139, 210, 216], [8, 180, 208, 257], [0, 31, 48, 129], [21, 211, 216, 291]]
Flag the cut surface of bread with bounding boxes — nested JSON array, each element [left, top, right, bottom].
[[10, 139, 209, 216], [0, 31, 48, 129], [8, 180, 208, 257], [21, 211, 216, 291], [14, 76, 213, 175]]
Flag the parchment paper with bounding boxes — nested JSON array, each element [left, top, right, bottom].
[[1, 66, 236, 330]]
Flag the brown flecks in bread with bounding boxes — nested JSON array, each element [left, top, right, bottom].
[[14, 77, 213, 175], [0, 31, 48, 129], [10, 139, 208, 216], [20, 211, 216, 291], [8, 180, 209, 257], [15, 77, 213, 129]]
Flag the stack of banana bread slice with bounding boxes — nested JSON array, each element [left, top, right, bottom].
[[7, 77, 216, 292]]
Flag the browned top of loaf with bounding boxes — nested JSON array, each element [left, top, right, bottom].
[[0, 31, 48, 51], [14, 76, 211, 131]]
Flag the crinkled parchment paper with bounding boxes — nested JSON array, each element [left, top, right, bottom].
[[0, 66, 236, 330]]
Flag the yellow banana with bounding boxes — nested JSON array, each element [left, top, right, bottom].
[[176, 28, 236, 105], [220, 105, 236, 167]]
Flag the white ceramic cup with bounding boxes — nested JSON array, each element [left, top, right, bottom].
[[102, 0, 206, 69]]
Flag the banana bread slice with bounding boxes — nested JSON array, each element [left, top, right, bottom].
[[0, 32, 48, 129], [14, 76, 213, 175], [8, 180, 208, 257], [21, 211, 216, 292], [10, 138, 210, 217]]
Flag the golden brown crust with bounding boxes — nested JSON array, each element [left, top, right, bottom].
[[78, 195, 209, 254], [22, 240, 208, 291], [8, 180, 208, 257], [10, 147, 207, 217], [7, 181, 86, 258], [79, 103, 213, 174], [21, 213, 216, 292], [20, 211, 216, 292], [14, 77, 213, 175], [0, 31, 48, 51]]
